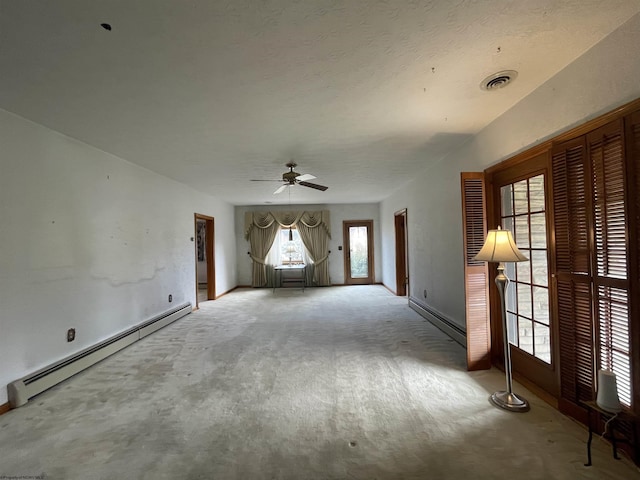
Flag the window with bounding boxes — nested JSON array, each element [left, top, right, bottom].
[[590, 124, 631, 406], [276, 227, 305, 265], [552, 120, 633, 407], [476, 99, 640, 464]]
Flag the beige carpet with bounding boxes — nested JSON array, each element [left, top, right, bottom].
[[1, 286, 638, 479]]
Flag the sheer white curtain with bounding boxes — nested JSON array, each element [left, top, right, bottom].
[[265, 227, 311, 287], [265, 232, 282, 266], [266, 228, 311, 265]]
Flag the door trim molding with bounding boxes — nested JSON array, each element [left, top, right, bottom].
[[343, 220, 374, 285], [394, 209, 408, 296], [486, 153, 558, 397], [194, 213, 215, 308]]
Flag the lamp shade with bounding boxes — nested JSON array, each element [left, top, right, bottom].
[[285, 243, 298, 254], [474, 227, 528, 263]]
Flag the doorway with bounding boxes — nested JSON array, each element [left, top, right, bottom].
[[343, 220, 374, 285], [490, 154, 558, 397], [194, 214, 215, 308], [394, 209, 408, 296]]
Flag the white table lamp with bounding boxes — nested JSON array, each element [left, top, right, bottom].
[[596, 369, 621, 413]]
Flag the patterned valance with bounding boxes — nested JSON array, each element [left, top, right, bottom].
[[244, 210, 331, 239]]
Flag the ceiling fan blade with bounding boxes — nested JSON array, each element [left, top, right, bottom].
[[298, 181, 328, 191], [296, 173, 316, 182], [251, 179, 283, 182], [273, 184, 287, 195]]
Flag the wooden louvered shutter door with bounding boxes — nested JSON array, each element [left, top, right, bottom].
[[461, 172, 490, 370], [626, 110, 640, 411], [551, 137, 595, 407], [588, 120, 632, 407]]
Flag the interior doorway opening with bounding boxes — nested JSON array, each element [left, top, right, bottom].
[[194, 214, 215, 308]]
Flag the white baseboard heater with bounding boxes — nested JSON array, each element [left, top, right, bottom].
[[409, 297, 466, 347], [7, 302, 191, 408]]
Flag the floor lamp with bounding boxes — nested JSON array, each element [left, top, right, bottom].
[[474, 226, 530, 412]]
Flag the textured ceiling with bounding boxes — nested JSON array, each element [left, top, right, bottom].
[[2, 1, 640, 205]]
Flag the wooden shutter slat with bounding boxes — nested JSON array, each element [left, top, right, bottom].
[[588, 121, 632, 408], [461, 173, 490, 371], [625, 111, 640, 413], [552, 137, 596, 405], [591, 127, 627, 281], [553, 141, 590, 274], [631, 118, 640, 288], [553, 121, 633, 409]]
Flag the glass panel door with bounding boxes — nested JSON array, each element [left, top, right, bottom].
[[349, 226, 369, 278], [491, 153, 558, 397], [501, 175, 551, 364], [343, 220, 374, 284]]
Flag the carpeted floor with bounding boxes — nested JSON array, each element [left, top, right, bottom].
[[1, 285, 638, 479]]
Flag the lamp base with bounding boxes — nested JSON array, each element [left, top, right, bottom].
[[490, 391, 530, 413]]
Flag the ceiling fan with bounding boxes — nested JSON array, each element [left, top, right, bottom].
[[251, 162, 329, 195]]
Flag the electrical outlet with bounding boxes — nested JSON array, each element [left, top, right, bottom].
[[168, 294, 173, 303], [67, 328, 76, 342]]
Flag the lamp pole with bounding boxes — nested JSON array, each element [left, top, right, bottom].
[[474, 226, 530, 413], [491, 262, 529, 412]]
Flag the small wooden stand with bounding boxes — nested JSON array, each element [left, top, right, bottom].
[[583, 400, 638, 466]]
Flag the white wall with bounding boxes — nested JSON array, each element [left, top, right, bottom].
[[0, 109, 237, 405], [380, 12, 640, 330], [236, 203, 381, 286]]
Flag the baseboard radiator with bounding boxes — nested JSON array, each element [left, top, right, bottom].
[[7, 302, 191, 408], [409, 297, 466, 347]]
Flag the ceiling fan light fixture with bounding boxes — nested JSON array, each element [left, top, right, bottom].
[[480, 70, 518, 91], [253, 162, 328, 195]]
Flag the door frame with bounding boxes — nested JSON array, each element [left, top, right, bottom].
[[394, 209, 408, 296], [486, 152, 559, 397], [194, 213, 215, 308], [343, 220, 374, 285]]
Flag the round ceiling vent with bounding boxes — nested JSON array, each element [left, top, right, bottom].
[[480, 70, 518, 91]]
